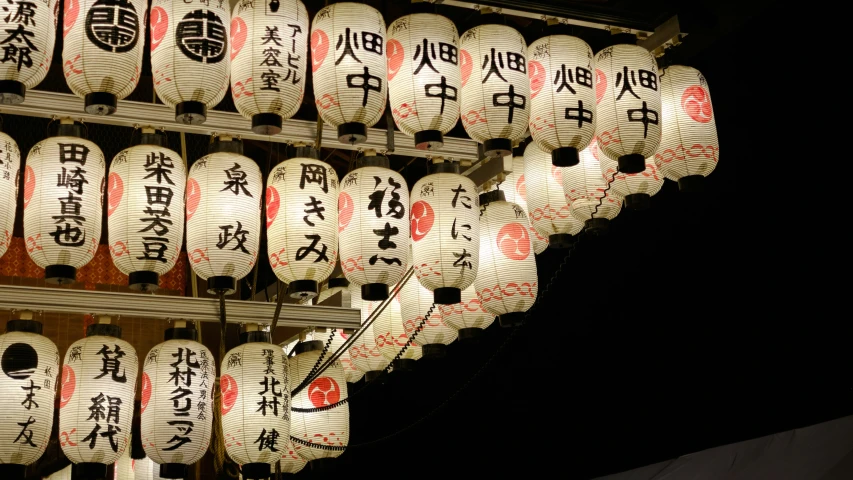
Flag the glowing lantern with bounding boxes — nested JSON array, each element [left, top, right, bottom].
[[149, 0, 231, 124], [277, 438, 308, 474], [338, 155, 409, 300], [562, 139, 623, 234], [0, 0, 55, 104], [386, 12, 461, 150], [316, 277, 350, 305], [186, 137, 261, 296], [459, 17, 530, 158], [267, 148, 339, 299], [310, 2, 387, 144], [597, 139, 663, 210], [23, 120, 105, 284], [0, 315, 59, 478], [0, 130, 20, 261], [221, 330, 291, 480], [323, 328, 364, 384], [347, 286, 390, 381], [400, 245, 458, 358], [439, 284, 495, 340], [527, 33, 596, 166], [523, 141, 582, 248], [499, 150, 548, 254], [60, 322, 138, 480], [108, 128, 185, 291], [141, 325, 214, 479], [594, 43, 662, 174], [373, 290, 421, 370], [655, 65, 719, 192]]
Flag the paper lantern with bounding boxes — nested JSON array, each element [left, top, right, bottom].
[[338, 156, 409, 300], [347, 286, 389, 381], [289, 341, 349, 467], [373, 290, 422, 370], [498, 150, 548, 254], [655, 65, 719, 192], [523, 141, 582, 248], [230, 0, 309, 134], [386, 12, 461, 150], [316, 277, 350, 305], [62, 0, 144, 114], [597, 138, 663, 211], [562, 139, 623, 234], [186, 138, 261, 295], [410, 162, 479, 305], [310, 2, 387, 144], [400, 250, 458, 358], [108, 129, 186, 291], [459, 19, 530, 158], [23, 121, 105, 284], [133, 456, 171, 480], [0, 0, 55, 104], [60, 323, 138, 480], [0, 131, 20, 261], [594, 43, 662, 174], [277, 438, 308, 475], [322, 328, 363, 384], [221, 331, 291, 480], [0, 319, 59, 478], [141, 327, 214, 479], [527, 33, 596, 167], [439, 284, 495, 340], [266, 149, 339, 299], [149, 0, 230, 124], [113, 446, 134, 479]]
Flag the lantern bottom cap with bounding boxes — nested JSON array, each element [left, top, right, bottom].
[[498, 312, 525, 328], [338, 122, 367, 144], [552, 146, 580, 167], [422, 343, 448, 359], [72, 462, 108, 480], [252, 113, 283, 135], [294, 339, 324, 354], [415, 130, 444, 151], [175, 101, 207, 125], [159, 463, 188, 479], [483, 138, 513, 158], [207, 276, 236, 295], [241, 462, 271, 479], [364, 370, 385, 383], [327, 277, 350, 290], [310, 458, 338, 472], [84, 92, 118, 116], [392, 358, 417, 372], [624, 193, 651, 210], [548, 233, 577, 249], [458, 327, 483, 341], [678, 174, 705, 193], [584, 217, 610, 235], [617, 153, 646, 174], [0, 80, 25, 105], [433, 287, 461, 305], [0, 464, 25, 477], [6, 319, 43, 334], [129, 271, 160, 292], [479, 189, 505, 206], [361, 283, 389, 301], [287, 280, 319, 299], [45, 265, 77, 285]]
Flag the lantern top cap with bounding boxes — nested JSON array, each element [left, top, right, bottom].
[[208, 136, 244, 155], [356, 155, 389, 169], [165, 327, 199, 341], [239, 330, 272, 345], [87, 323, 123, 339], [429, 161, 460, 174], [6, 319, 43, 334], [479, 189, 506, 206]]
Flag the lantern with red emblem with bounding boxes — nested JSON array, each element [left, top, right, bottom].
[[498, 148, 548, 254], [562, 139, 623, 235], [0, 130, 20, 261], [597, 139, 664, 211], [439, 284, 495, 340], [523, 141, 582, 249], [0, 0, 55, 104]]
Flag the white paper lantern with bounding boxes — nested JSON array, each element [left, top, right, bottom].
[[186, 139, 261, 296], [310, 2, 387, 144], [594, 44, 662, 174], [338, 158, 409, 301], [277, 438, 308, 474], [112, 446, 134, 479], [221, 335, 291, 480], [23, 122, 105, 284], [373, 290, 422, 366], [316, 277, 350, 305], [386, 13, 461, 150], [59, 324, 138, 479], [439, 284, 495, 339], [597, 137, 663, 211], [0, 0, 55, 104], [0, 131, 20, 261], [655, 65, 719, 192], [400, 255, 457, 358], [149, 0, 230, 124], [108, 130, 186, 291], [62, 0, 144, 114], [133, 456, 170, 480], [0, 320, 59, 476], [410, 164, 479, 305], [140, 329, 214, 479], [459, 21, 530, 158], [523, 141, 582, 248], [230, 0, 309, 134], [562, 139, 623, 234], [323, 329, 363, 384], [266, 152, 339, 299], [496, 152, 548, 254], [346, 286, 389, 381]]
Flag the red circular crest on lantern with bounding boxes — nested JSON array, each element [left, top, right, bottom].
[[386, 39, 404, 81], [149, 6, 168, 52], [311, 29, 329, 73], [516, 174, 527, 201], [140, 372, 152, 414], [338, 191, 353, 233], [460, 49, 473, 87], [595, 69, 607, 104], [497, 222, 531, 260], [185, 178, 201, 221], [528, 60, 545, 99], [265, 186, 280, 228], [308, 377, 340, 407], [23, 165, 35, 209], [551, 165, 563, 186], [63, 0, 79, 38], [681, 86, 713, 123], [230, 16, 247, 61], [106, 172, 123, 217], [59, 365, 75, 408], [220, 374, 238, 415], [410, 200, 434, 242]]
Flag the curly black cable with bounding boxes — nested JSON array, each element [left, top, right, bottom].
[[385, 303, 435, 372], [290, 435, 347, 451], [589, 169, 618, 221], [305, 328, 336, 382]]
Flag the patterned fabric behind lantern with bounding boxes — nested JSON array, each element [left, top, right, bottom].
[[594, 44, 662, 174], [59, 323, 138, 479], [400, 246, 457, 358], [186, 138, 261, 296], [311, 2, 387, 144], [459, 20, 530, 158], [655, 65, 719, 192], [141, 327, 214, 480], [338, 156, 409, 301], [523, 142, 582, 249], [0, 319, 59, 477], [527, 34, 596, 167], [230, 0, 309, 134], [347, 286, 389, 382], [410, 162, 479, 305], [562, 139, 623, 234], [266, 150, 338, 299], [597, 138, 663, 211], [149, 0, 230, 124], [373, 290, 422, 370], [325, 328, 364, 384], [0, 0, 55, 104], [62, 0, 145, 115], [221, 332, 291, 480], [439, 284, 495, 340], [497, 151, 548, 254], [0, 131, 20, 261], [386, 13, 461, 150], [23, 121, 105, 284], [108, 130, 185, 292]]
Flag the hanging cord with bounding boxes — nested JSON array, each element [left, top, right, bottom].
[[211, 291, 231, 478], [305, 328, 336, 381], [589, 169, 618, 221], [269, 280, 286, 333]]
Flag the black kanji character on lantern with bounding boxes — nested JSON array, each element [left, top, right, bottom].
[[254, 428, 280, 452], [217, 221, 251, 254], [69, 346, 83, 363], [369, 222, 402, 266], [257, 376, 282, 417], [554, 64, 576, 94], [287, 23, 301, 53], [451, 218, 472, 241], [95, 345, 127, 382], [221, 163, 253, 197], [176, 9, 227, 64], [163, 420, 195, 451], [506, 51, 526, 73], [86, 0, 140, 53], [170, 387, 193, 416], [295, 234, 329, 263], [58, 143, 89, 165], [57, 166, 88, 194], [144, 151, 176, 185], [21, 379, 40, 410], [346, 66, 382, 107], [627, 101, 659, 138], [0, 23, 37, 71], [260, 46, 283, 67], [616, 66, 657, 100], [425, 76, 457, 115], [303, 196, 325, 227], [53, 191, 85, 225], [482, 48, 506, 83], [138, 238, 169, 263], [84, 424, 121, 452], [335, 27, 360, 65], [565, 100, 593, 128], [227, 352, 242, 368], [452, 249, 473, 273], [638, 68, 657, 91], [261, 25, 283, 46], [50, 223, 85, 247], [139, 207, 172, 236], [5, 1, 37, 27], [261, 69, 281, 91], [170, 347, 199, 387], [262, 349, 275, 374], [145, 185, 174, 206], [451, 184, 472, 209], [413, 38, 438, 75], [299, 163, 328, 193], [44, 366, 52, 389], [14, 416, 37, 447], [439, 42, 458, 65], [367, 176, 406, 219], [86, 393, 106, 421], [493, 84, 526, 124], [361, 31, 382, 55]]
